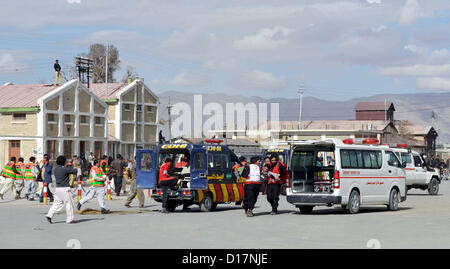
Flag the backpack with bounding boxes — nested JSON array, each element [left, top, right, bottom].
[[239, 164, 250, 179]]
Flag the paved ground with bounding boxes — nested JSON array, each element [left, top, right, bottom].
[[1, 181, 450, 249]]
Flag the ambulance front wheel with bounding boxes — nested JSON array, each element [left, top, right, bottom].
[[200, 193, 214, 212]]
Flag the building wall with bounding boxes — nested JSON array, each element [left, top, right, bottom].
[[356, 110, 393, 121], [0, 113, 38, 136]]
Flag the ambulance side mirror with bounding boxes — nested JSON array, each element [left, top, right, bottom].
[[401, 162, 407, 168]]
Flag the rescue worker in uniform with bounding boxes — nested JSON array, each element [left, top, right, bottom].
[[0, 157, 20, 200], [242, 156, 262, 217], [124, 156, 145, 208], [13, 157, 25, 199], [266, 156, 287, 215], [159, 158, 178, 213], [24, 157, 38, 201], [77, 159, 110, 214]]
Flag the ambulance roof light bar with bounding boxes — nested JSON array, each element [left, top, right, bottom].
[[204, 139, 223, 144], [362, 138, 379, 145], [343, 139, 354, 145]]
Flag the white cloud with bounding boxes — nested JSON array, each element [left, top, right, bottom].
[[367, 0, 382, 4], [380, 64, 450, 77], [417, 77, 450, 91], [152, 72, 210, 88], [67, 0, 81, 4], [399, 0, 420, 25], [404, 44, 429, 56], [229, 70, 288, 91], [233, 26, 294, 51]]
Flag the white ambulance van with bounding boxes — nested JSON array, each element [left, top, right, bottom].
[[390, 146, 440, 195], [286, 138, 407, 214]]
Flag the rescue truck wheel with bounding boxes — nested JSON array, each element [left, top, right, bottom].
[[387, 188, 399, 211], [298, 206, 314, 214], [166, 201, 177, 212], [428, 178, 439, 195], [346, 189, 360, 214], [200, 193, 214, 212]]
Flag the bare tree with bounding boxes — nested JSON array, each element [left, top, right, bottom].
[[88, 44, 121, 83], [122, 66, 139, 83]]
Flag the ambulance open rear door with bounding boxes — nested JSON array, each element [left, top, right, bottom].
[[136, 149, 157, 189], [190, 148, 208, 190]]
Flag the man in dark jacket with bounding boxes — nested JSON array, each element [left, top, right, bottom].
[[40, 156, 54, 203], [110, 154, 125, 196], [45, 155, 78, 224]]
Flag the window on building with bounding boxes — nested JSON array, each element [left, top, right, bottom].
[[95, 117, 103, 125], [137, 105, 142, 112], [124, 104, 131, 111], [146, 106, 154, 113], [80, 115, 88, 125], [12, 113, 26, 122], [46, 140, 57, 160], [64, 115, 73, 124], [47, 114, 56, 124]]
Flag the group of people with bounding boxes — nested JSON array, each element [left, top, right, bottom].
[[236, 155, 289, 217], [0, 152, 145, 224], [427, 155, 450, 171], [0, 154, 53, 202]]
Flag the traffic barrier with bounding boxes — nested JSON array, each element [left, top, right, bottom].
[[43, 183, 48, 205], [77, 180, 82, 202], [107, 178, 111, 200]]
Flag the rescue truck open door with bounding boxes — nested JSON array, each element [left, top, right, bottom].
[[136, 149, 157, 189], [190, 148, 208, 190]]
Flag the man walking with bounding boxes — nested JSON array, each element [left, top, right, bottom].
[[125, 156, 145, 208], [77, 159, 110, 214], [266, 156, 285, 215], [46, 156, 78, 224], [13, 157, 25, 199], [110, 154, 125, 196], [0, 157, 20, 200], [24, 157, 38, 201], [40, 156, 54, 203], [242, 156, 262, 217]]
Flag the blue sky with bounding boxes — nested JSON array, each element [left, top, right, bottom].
[[1, 0, 450, 100]]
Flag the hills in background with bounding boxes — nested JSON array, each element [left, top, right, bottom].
[[155, 90, 450, 144]]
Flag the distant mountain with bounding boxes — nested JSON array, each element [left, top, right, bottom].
[[155, 90, 450, 143]]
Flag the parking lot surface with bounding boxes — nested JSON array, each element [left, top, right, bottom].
[[1, 181, 450, 249]]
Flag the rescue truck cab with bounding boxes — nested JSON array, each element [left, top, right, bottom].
[[286, 138, 407, 214], [136, 140, 245, 212], [390, 145, 440, 195]]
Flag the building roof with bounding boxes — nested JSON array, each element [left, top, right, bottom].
[[263, 120, 393, 132], [0, 84, 59, 109], [88, 83, 129, 100], [355, 101, 394, 111], [396, 124, 436, 136]]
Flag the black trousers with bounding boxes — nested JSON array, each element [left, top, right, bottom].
[[243, 184, 260, 211], [113, 175, 123, 195], [160, 178, 178, 209], [267, 183, 281, 212]]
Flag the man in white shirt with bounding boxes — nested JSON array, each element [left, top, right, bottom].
[[242, 156, 262, 217]]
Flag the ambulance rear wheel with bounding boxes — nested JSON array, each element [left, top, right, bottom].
[[346, 189, 360, 214], [298, 206, 314, 214], [200, 193, 214, 212]]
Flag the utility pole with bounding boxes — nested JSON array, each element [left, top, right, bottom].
[[167, 96, 173, 141], [75, 56, 93, 88], [105, 43, 109, 96], [298, 83, 305, 129]]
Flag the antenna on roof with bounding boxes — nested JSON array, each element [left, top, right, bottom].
[[75, 56, 93, 88]]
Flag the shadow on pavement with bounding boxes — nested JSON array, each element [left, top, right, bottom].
[[298, 206, 413, 215], [52, 218, 105, 224]]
